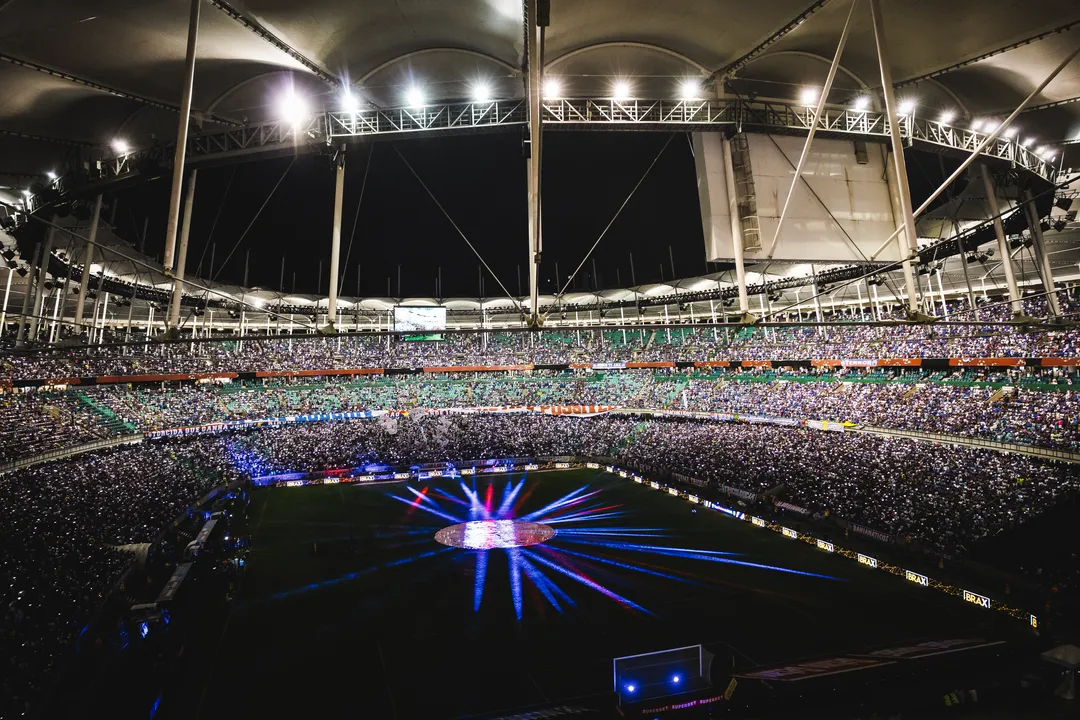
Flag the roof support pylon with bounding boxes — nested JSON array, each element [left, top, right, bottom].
[[167, 169, 198, 334], [525, 0, 546, 326], [323, 144, 346, 335], [870, 0, 922, 319], [163, 0, 201, 277]]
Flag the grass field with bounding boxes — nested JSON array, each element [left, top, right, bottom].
[[194, 469, 1018, 719]]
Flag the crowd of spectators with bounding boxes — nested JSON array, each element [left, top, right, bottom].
[[665, 372, 1080, 450], [1, 316, 1078, 382], [0, 442, 230, 719], [3, 365, 1080, 464], [0, 390, 121, 464]]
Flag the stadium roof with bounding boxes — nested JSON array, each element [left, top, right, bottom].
[[2, 0, 1080, 206]]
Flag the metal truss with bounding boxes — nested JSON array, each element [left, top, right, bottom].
[[327, 99, 527, 137], [324, 98, 1053, 179], [26, 97, 1054, 214]]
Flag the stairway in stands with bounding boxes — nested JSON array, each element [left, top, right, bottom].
[[75, 392, 139, 435]]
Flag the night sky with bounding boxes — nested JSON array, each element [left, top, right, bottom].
[[116, 131, 710, 299]]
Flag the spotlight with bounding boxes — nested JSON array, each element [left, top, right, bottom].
[[406, 86, 425, 108], [612, 80, 631, 101], [1056, 198, 1073, 211], [970, 119, 984, 132], [341, 90, 360, 113], [1022, 137, 1035, 147], [543, 77, 562, 99], [278, 92, 309, 127], [799, 87, 818, 107], [897, 98, 915, 115], [672, 675, 681, 684], [471, 82, 492, 103], [1053, 219, 1068, 232], [1035, 146, 1048, 158], [680, 79, 700, 100], [16, 266, 28, 277], [111, 138, 130, 154], [851, 95, 870, 111], [2, 249, 15, 261], [625, 684, 636, 694], [983, 120, 1000, 134], [46, 170, 57, 181], [1003, 126, 1018, 139], [938, 110, 955, 124], [21, 189, 31, 198]]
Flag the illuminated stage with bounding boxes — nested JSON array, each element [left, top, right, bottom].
[[434, 519, 556, 550]]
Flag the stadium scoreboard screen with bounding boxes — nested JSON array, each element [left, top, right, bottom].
[[394, 306, 446, 339]]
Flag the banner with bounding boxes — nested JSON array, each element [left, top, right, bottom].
[[775, 500, 810, 516], [803, 419, 845, 432], [718, 483, 758, 501], [847, 522, 895, 544], [146, 410, 388, 439]]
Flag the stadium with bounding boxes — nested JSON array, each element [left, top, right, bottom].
[[2, 1, 1080, 718]]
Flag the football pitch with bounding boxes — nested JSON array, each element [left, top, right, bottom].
[[194, 469, 1015, 719]]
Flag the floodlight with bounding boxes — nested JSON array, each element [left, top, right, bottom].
[[1036, 146, 1048, 158], [799, 87, 819, 107], [680, 79, 700, 100], [46, 170, 57, 181], [22, 189, 31, 197], [406, 86, 425, 108], [851, 95, 870, 111], [471, 82, 492, 103], [543, 77, 562, 99], [938, 110, 955, 124], [111, 138, 130, 154], [970, 119, 984, 131], [278, 91, 309, 127], [1003, 126, 1018, 138], [1022, 137, 1035, 147], [897, 98, 915, 115], [612, 80, 631, 101], [983, 120, 1000, 134], [341, 90, 360, 113]]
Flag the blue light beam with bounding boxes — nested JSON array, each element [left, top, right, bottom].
[[522, 548, 653, 615]]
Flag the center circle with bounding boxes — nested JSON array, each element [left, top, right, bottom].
[[435, 519, 555, 550]]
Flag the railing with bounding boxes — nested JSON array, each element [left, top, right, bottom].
[[0, 434, 142, 475]]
